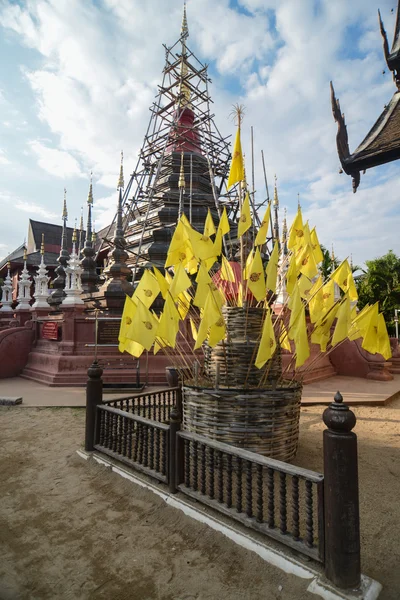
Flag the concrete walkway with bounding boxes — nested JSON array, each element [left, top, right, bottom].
[[1, 374, 399, 407]]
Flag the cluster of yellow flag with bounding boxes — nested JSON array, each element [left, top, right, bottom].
[[118, 122, 392, 375]]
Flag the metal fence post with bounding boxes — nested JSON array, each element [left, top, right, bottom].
[[323, 391, 361, 589], [85, 360, 103, 452], [169, 406, 181, 493]]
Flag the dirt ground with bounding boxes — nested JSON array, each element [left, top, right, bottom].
[[0, 398, 399, 600]]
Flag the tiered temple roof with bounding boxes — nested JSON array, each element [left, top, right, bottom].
[[331, 1, 400, 191]]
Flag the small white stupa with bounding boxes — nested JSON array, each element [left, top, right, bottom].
[[15, 248, 32, 311], [62, 224, 84, 306], [0, 262, 14, 312], [32, 234, 50, 310]]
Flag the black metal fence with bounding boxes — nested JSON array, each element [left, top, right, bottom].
[[85, 361, 361, 590]]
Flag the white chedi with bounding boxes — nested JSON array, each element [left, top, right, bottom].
[[32, 236, 50, 310], [0, 262, 14, 312], [62, 228, 84, 306], [15, 250, 32, 311]]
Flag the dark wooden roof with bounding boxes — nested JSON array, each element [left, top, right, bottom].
[[331, 2, 400, 192], [28, 219, 84, 254]]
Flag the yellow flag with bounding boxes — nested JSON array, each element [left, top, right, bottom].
[[194, 290, 222, 350], [286, 253, 298, 296], [118, 295, 137, 351], [169, 262, 192, 299], [220, 255, 235, 282], [227, 127, 244, 189], [308, 276, 324, 323], [361, 305, 380, 355], [208, 316, 226, 347], [153, 336, 166, 355], [291, 305, 309, 368], [165, 240, 194, 269], [238, 192, 252, 237], [196, 260, 211, 284], [288, 284, 303, 339], [377, 313, 392, 360], [331, 294, 351, 347], [311, 302, 339, 352], [288, 208, 304, 250], [303, 222, 312, 247], [133, 269, 161, 308], [296, 244, 319, 279], [310, 227, 323, 264], [190, 317, 198, 342], [322, 280, 335, 313], [219, 207, 230, 235], [157, 294, 181, 348], [127, 299, 158, 351], [331, 259, 358, 302], [255, 202, 271, 246], [153, 266, 169, 299], [177, 290, 192, 320], [213, 228, 223, 257], [168, 218, 190, 254], [297, 274, 312, 300], [247, 248, 266, 302], [184, 223, 216, 261], [279, 321, 292, 351], [265, 241, 279, 293], [121, 339, 145, 358], [255, 308, 276, 369], [348, 303, 374, 340], [243, 248, 254, 280], [204, 209, 216, 237]]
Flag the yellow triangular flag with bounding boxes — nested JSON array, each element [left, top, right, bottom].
[[310, 227, 323, 264], [204, 209, 216, 237], [153, 266, 169, 300], [238, 192, 252, 237], [169, 262, 191, 299], [190, 317, 198, 342], [227, 127, 244, 189], [308, 276, 324, 323], [288, 208, 304, 250], [377, 313, 392, 360], [331, 259, 358, 302], [296, 244, 319, 279], [219, 207, 230, 235], [255, 308, 276, 369], [286, 253, 298, 296], [265, 241, 279, 293], [133, 269, 161, 308], [255, 202, 271, 246], [220, 256, 235, 282], [291, 305, 309, 367], [157, 294, 181, 348], [298, 274, 313, 300], [208, 316, 226, 347], [279, 321, 292, 352], [332, 294, 351, 347], [361, 304, 380, 355], [127, 298, 158, 351], [247, 248, 266, 302], [118, 295, 137, 351]]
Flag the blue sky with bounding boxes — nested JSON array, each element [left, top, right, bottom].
[[0, 0, 399, 268]]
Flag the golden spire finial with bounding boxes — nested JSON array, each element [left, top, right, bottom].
[[331, 243, 335, 261], [23, 247, 27, 262], [72, 220, 77, 243], [117, 151, 124, 190], [80, 207, 84, 231], [62, 188, 68, 220], [350, 253, 353, 269], [178, 152, 185, 189], [181, 2, 189, 38], [273, 175, 279, 207], [7, 261, 11, 271], [297, 192, 301, 209], [87, 172, 93, 205], [41, 234, 45, 256], [282, 207, 287, 235]]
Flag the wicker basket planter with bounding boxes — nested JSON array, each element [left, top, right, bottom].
[[203, 306, 282, 387], [182, 381, 302, 462]]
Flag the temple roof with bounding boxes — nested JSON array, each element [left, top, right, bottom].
[[331, 2, 400, 191], [28, 219, 82, 254]]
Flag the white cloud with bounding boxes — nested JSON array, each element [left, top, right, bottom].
[[0, 149, 10, 164], [15, 199, 57, 220], [29, 140, 84, 179]]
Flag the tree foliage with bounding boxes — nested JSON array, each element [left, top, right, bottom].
[[356, 250, 400, 335]]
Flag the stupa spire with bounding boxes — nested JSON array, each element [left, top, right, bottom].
[[117, 151, 124, 190], [282, 207, 288, 256], [80, 173, 99, 294], [181, 2, 189, 40], [48, 189, 70, 307]]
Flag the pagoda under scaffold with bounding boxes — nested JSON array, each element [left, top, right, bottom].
[[98, 5, 240, 276]]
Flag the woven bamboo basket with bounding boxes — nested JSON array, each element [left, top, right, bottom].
[[182, 381, 302, 462], [203, 306, 282, 387]]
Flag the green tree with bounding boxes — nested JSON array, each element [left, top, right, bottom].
[[356, 250, 400, 335]]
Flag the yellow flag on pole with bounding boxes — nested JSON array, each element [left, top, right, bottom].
[[296, 244, 319, 279], [127, 299, 158, 351], [157, 294, 181, 348], [153, 267, 170, 300], [238, 192, 252, 237], [247, 248, 266, 302], [208, 316, 226, 347], [133, 269, 161, 308], [291, 305, 309, 368], [279, 321, 292, 352], [286, 253, 298, 296], [227, 127, 244, 189], [204, 209, 216, 237], [288, 208, 304, 250], [308, 276, 324, 323], [265, 241, 279, 293], [255, 308, 276, 369], [118, 295, 137, 351], [219, 207, 230, 235], [330, 259, 358, 302], [220, 255, 235, 282], [377, 313, 392, 360], [169, 262, 191, 299], [332, 294, 351, 347], [255, 202, 271, 246], [310, 227, 323, 264]]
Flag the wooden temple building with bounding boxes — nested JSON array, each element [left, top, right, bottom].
[[331, 2, 400, 191]]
